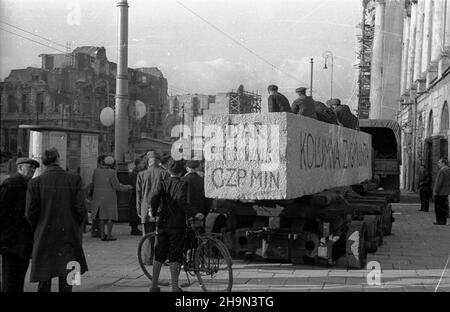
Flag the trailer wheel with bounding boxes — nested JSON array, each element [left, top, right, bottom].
[[346, 221, 368, 269], [376, 215, 384, 246], [383, 204, 393, 236], [363, 215, 377, 253]]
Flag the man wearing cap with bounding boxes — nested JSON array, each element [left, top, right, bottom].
[[136, 150, 169, 264], [25, 148, 88, 292], [182, 160, 208, 218], [149, 159, 195, 292], [0, 157, 39, 292], [330, 98, 359, 130], [267, 85, 292, 113], [291, 87, 317, 119]]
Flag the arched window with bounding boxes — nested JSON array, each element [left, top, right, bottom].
[[427, 110, 434, 138], [418, 114, 423, 138], [440, 101, 449, 133]]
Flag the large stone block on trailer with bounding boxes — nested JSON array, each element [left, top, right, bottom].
[[203, 113, 372, 200]]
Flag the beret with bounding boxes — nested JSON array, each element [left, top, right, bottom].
[[16, 157, 40, 168]]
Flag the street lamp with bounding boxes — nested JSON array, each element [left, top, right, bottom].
[[323, 51, 334, 100]]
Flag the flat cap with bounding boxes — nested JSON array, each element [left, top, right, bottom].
[[329, 98, 341, 106], [146, 150, 161, 160], [16, 157, 40, 168], [103, 156, 115, 165], [186, 160, 200, 169], [296, 87, 307, 93], [167, 159, 185, 175]]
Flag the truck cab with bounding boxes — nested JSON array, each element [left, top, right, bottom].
[[359, 119, 401, 202]]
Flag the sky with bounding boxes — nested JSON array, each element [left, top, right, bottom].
[[0, 0, 362, 109]]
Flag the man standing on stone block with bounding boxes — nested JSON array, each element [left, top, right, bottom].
[[267, 85, 292, 113], [433, 158, 450, 225], [418, 165, 431, 212]]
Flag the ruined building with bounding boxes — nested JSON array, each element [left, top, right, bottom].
[[0, 46, 168, 156]]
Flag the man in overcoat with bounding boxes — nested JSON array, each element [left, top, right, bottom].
[[267, 85, 292, 113], [136, 151, 169, 264], [26, 148, 88, 292], [291, 87, 317, 119], [433, 158, 450, 225], [0, 157, 39, 292]]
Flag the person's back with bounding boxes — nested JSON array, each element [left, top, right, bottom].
[[268, 92, 292, 113], [334, 103, 358, 129], [292, 94, 317, 119], [435, 166, 450, 196], [314, 101, 338, 124], [181, 170, 206, 216]]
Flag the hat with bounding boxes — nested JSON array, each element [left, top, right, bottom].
[[267, 85, 278, 92], [186, 160, 200, 169], [104, 156, 115, 165], [167, 159, 185, 175], [146, 150, 161, 160], [16, 157, 40, 168], [329, 98, 341, 106], [296, 87, 307, 93]]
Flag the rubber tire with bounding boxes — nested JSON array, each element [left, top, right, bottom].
[[137, 232, 156, 281], [363, 215, 378, 253], [383, 204, 393, 236], [195, 238, 233, 292], [346, 221, 368, 269]]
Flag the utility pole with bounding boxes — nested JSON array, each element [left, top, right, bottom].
[[310, 58, 314, 97], [114, 0, 129, 168], [323, 51, 334, 100]]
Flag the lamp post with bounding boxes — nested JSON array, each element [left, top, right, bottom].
[[323, 51, 334, 100]]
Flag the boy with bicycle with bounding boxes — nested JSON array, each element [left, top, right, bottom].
[[149, 159, 202, 292]]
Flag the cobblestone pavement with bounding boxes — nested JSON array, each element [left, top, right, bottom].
[[22, 203, 450, 292]]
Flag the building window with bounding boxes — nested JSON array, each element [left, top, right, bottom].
[[7, 94, 17, 113], [22, 94, 28, 113], [36, 93, 44, 113], [440, 102, 449, 133]]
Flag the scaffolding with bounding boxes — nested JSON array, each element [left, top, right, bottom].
[[356, 0, 376, 119], [228, 86, 262, 114]]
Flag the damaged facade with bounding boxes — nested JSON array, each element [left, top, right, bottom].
[[0, 46, 169, 157]]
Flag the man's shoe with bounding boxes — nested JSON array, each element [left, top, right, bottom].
[[149, 287, 161, 292]]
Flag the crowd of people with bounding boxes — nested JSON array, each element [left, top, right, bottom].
[[0, 147, 208, 292]]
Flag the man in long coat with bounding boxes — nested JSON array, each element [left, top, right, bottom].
[[25, 148, 88, 292], [0, 157, 39, 292], [433, 158, 450, 225], [136, 151, 169, 264]]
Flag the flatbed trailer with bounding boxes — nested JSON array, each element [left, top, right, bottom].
[[202, 115, 400, 269]]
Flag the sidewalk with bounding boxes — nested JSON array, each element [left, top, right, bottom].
[[21, 203, 450, 292]]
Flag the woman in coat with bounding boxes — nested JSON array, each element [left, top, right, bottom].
[[90, 156, 132, 241]]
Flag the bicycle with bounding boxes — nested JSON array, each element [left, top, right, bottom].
[[137, 217, 233, 292]]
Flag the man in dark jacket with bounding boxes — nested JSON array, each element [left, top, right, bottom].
[[314, 101, 338, 124], [181, 160, 208, 217], [149, 160, 195, 292], [291, 87, 317, 119], [267, 85, 292, 113], [26, 148, 88, 292], [128, 158, 146, 236], [330, 98, 359, 130], [0, 157, 39, 292], [418, 165, 431, 212], [433, 158, 450, 225]]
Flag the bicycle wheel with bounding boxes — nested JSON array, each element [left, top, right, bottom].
[[137, 232, 171, 287], [194, 238, 233, 292]]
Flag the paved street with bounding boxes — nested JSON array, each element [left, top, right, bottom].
[[21, 202, 450, 292]]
